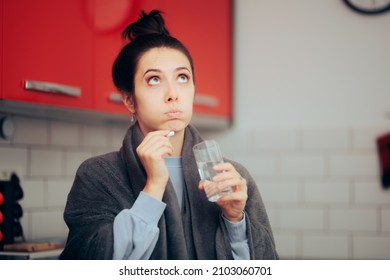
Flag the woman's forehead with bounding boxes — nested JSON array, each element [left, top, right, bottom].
[[137, 47, 192, 72]]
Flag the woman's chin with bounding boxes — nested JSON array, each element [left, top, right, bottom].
[[165, 119, 189, 132]]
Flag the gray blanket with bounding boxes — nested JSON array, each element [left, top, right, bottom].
[[60, 123, 278, 259]]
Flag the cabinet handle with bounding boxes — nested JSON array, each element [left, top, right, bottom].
[[194, 94, 218, 107], [24, 80, 81, 97], [109, 93, 123, 104]]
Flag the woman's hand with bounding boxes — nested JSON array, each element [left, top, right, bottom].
[[136, 130, 173, 200], [199, 162, 248, 222]]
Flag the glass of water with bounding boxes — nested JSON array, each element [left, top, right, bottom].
[[193, 140, 233, 202]]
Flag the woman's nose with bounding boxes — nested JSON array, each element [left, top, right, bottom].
[[167, 96, 178, 102], [165, 83, 179, 102]]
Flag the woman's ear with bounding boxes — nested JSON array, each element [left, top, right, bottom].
[[122, 94, 136, 115]]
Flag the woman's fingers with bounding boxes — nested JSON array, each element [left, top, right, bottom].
[[136, 130, 175, 192], [137, 130, 174, 157], [212, 163, 247, 190]]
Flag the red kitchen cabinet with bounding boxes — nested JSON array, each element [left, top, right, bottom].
[[2, 0, 93, 109], [90, 0, 141, 116]]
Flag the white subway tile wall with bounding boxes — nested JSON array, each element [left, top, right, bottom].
[[1, 117, 389, 259], [329, 208, 377, 232], [30, 149, 63, 177], [353, 236, 390, 259], [302, 235, 349, 259], [382, 209, 390, 232], [49, 121, 80, 147], [20, 179, 45, 209], [30, 211, 66, 240], [0, 146, 28, 175], [13, 118, 49, 146]]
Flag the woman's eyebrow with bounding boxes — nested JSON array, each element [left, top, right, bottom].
[[143, 68, 161, 77], [143, 67, 191, 77], [175, 66, 191, 73]]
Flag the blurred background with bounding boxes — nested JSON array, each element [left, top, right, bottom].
[[1, 0, 390, 259]]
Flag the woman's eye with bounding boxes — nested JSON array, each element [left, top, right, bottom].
[[178, 74, 189, 83], [148, 76, 160, 85]]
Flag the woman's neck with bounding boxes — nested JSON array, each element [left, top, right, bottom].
[[169, 130, 185, 157]]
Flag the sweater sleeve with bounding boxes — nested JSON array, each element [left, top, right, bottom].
[[228, 160, 279, 259], [222, 212, 250, 260], [113, 192, 166, 259]]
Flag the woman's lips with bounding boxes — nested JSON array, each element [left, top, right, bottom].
[[165, 111, 182, 119]]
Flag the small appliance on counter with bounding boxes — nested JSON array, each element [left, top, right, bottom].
[[0, 172, 24, 250]]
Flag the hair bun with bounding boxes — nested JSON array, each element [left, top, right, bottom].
[[122, 10, 170, 41]]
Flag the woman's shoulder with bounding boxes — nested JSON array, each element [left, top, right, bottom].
[[77, 151, 122, 175], [73, 151, 131, 192]]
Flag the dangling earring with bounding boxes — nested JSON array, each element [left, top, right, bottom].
[[130, 114, 135, 122]]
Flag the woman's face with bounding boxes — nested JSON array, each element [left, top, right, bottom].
[[126, 47, 195, 135]]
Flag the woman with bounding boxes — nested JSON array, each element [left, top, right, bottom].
[[60, 10, 278, 260]]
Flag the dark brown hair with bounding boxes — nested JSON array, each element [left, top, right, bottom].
[[112, 10, 195, 98]]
